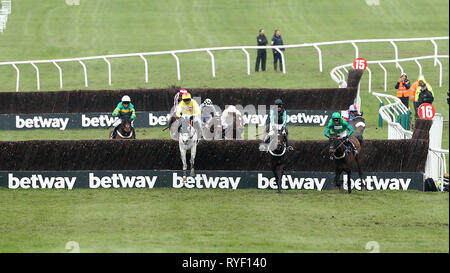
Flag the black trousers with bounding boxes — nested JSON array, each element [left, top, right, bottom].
[[400, 97, 409, 109], [273, 51, 283, 71], [255, 50, 266, 72], [413, 101, 419, 118]]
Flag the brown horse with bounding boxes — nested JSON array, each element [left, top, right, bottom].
[[328, 133, 365, 193], [109, 116, 136, 140]]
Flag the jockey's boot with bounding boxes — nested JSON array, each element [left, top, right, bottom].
[[346, 140, 357, 156], [132, 127, 136, 139], [274, 63, 277, 71]]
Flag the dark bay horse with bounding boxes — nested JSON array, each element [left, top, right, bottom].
[[328, 133, 365, 193], [260, 124, 293, 193], [109, 116, 136, 139]]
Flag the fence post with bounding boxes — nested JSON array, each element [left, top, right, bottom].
[[405, 110, 411, 130], [378, 102, 384, 127]]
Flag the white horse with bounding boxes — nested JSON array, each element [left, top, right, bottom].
[[177, 115, 199, 182]]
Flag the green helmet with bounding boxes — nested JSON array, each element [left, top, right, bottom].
[[331, 112, 341, 119]]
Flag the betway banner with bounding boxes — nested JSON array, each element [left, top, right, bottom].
[[0, 110, 335, 130], [0, 171, 424, 191]]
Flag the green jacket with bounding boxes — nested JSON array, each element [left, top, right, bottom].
[[113, 102, 136, 119], [324, 117, 353, 138]]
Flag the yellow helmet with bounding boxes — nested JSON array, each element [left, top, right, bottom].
[[182, 93, 192, 100]]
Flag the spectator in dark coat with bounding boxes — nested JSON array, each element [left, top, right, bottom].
[[271, 29, 285, 72], [255, 29, 268, 72], [417, 81, 434, 106]]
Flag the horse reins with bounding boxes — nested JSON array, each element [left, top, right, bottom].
[[331, 138, 347, 159]]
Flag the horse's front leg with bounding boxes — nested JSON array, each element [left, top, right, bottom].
[[180, 146, 188, 182], [190, 144, 197, 177], [333, 168, 343, 189], [272, 162, 281, 194], [278, 163, 285, 193], [355, 155, 366, 190], [346, 170, 352, 194]]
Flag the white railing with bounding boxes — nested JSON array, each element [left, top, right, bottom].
[[372, 92, 412, 139], [0, 36, 447, 91], [425, 113, 448, 190], [0, 0, 11, 33], [331, 55, 449, 93], [427, 147, 448, 192]]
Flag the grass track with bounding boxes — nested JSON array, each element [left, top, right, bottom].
[[0, 188, 448, 253], [0, 0, 448, 253]]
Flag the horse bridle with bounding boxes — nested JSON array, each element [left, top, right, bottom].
[[268, 127, 287, 157], [117, 118, 133, 138], [330, 138, 346, 159], [179, 118, 196, 140]]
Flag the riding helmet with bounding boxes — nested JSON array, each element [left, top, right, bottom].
[[204, 98, 212, 106], [121, 95, 131, 103], [332, 112, 341, 121], [182, 93, 192, 100], [275, 99, 283, 106]]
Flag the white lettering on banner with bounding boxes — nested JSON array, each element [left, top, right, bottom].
[[16, 116, 69, 130], [292, 113, 328, 126], [172, 173, 240, 189], [8, 173, 76, 189], [242, 114, 268, 126], [258, 174, 412, 191], [88, 173, 157, 188], [257, 173, 326, 190], [82, 115, 117, 127], [149, 113, 172, 126], [342, 176, 412, 191], [241, 113, 328, 126]]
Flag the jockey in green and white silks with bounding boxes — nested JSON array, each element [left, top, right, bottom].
[[324, 112, 355, 152], [111, 95, 136, 139], [265, 99, 289, 146]]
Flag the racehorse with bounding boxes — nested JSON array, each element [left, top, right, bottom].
[[349, 116, 366, 146], [328, 133, 365, 193], [109, 115, 135, 139], [222, 112, 244, 140], [260, 124, 293, 193], [202, 116, 222, 140], [177, 115, 199, 182]]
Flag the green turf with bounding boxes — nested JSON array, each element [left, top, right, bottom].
[[0, 188, 447, 253], [0, 0, 448, 253]]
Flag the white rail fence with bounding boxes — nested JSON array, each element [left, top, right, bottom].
[[372, 92, 449, 190], [372, 92, 413, 140], [427, 147, 448, 191], [0, 36, 447, 91], [0, 0, 11, 33], [330, 55, 449, 93]]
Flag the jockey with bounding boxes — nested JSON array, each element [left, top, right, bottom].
[[174, 93, 201, 135], [200, 98, 219, 126], [324, 112, 356, 154], [348, 104, 362, 121], [265, 99, 289, 146], [221, 105, 242, 130], [173, 88, 189, 108], [111, 95, 136, 139]]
